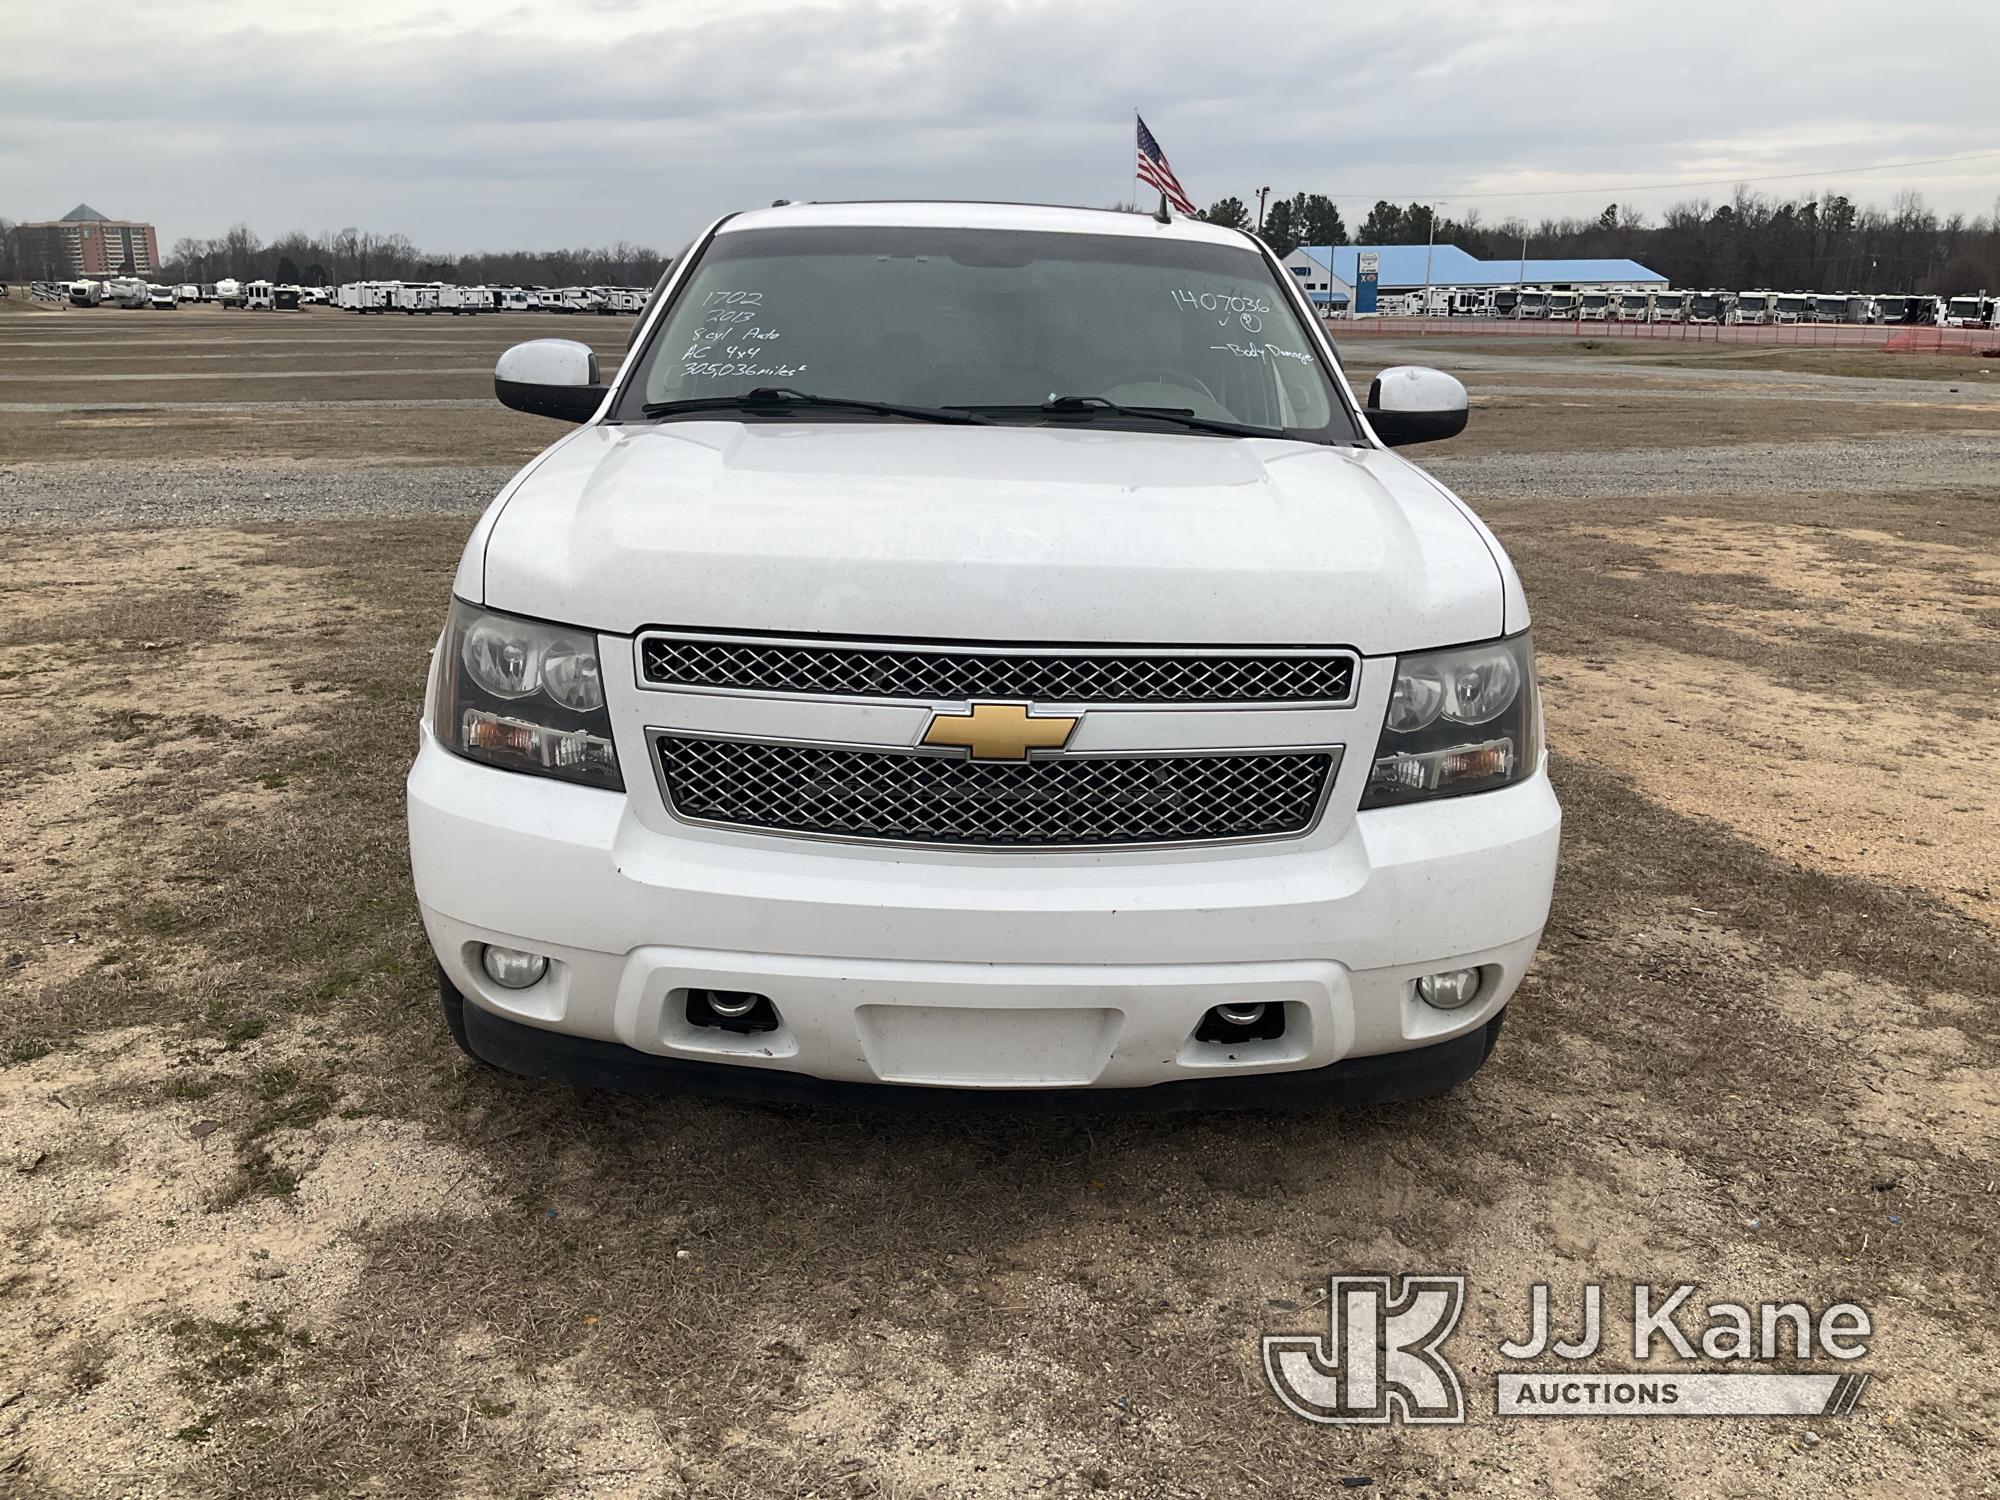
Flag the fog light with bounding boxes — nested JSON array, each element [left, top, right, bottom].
[[1416, 968, 1482, 1010], [481, 945, 548, 990], [1213, 1003, 1267, 1028]]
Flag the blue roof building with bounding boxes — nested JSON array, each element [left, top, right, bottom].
[[1281, 244, 1666, 306]]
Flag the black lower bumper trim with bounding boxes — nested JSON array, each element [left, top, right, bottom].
[[460, 1000, 1504, 1113]]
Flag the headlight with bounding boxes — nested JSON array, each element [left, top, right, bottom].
[[434, 599, 622, 790], [1360, 632, 1539, 808]]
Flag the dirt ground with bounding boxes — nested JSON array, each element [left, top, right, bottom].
[[1, 306, 1997, 1499]]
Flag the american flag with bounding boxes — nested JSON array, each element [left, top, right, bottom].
[[1136, 115, 1198, 217]]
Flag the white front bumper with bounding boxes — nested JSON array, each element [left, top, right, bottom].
[[407, 735, 1560, 1091]]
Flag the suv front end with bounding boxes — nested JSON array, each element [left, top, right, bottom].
[[406, 202, 1561, 1106]]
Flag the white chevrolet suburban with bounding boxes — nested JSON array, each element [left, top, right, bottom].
[[406, 201, 1560, 1107]]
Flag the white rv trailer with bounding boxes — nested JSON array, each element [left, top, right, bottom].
[[1944, 294, 1993, 328], [388, 281, 442, 314], [1651, 292, 1686, 323], [1731, 291, 1775, 325], [604, 287, 646, 315], [1771, 293, 1810, 324], [1516, 289, 1550, 319], [1614, 291, 1652, 322], [67, 279, 103, 307], [216, 277, 246, 308], [274, 285, 302, 311], [245, 279, 275, 311], [1578, 290, 1611, 321], [1543, 290, 1580, 319], [338, 281, 397, 313], [439, 284, 488, 314], [497, 287, 537, 312], [147, 284, 178, 309], [104, 277, 149, 309]]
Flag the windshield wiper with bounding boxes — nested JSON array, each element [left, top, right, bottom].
[[963, 395, 1286, 439], [642, 387, 992, 425]]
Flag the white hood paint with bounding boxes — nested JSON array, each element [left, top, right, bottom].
[[474, 423, 1507, 654]]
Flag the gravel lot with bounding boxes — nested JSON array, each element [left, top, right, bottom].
[[1, 459, 517, 527], [7, 431, 1998, 528]]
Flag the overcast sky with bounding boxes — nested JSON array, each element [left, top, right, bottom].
[[5, 0, 1996, 252]]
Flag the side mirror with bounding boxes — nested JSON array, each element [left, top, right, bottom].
[[1365, 365, 1469, 447], [495, 339, 606, 422]]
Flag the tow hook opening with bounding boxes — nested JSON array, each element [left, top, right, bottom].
[[686, 988, 780, 1034], [1194, 1002, 1286, 1045]]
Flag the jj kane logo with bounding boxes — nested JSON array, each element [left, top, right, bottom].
[[1262, 1275, 1467, 1424], [1264, 1277, 1874, 1426]]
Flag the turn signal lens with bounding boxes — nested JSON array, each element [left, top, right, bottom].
[[1360, 633, 1538, 809], [436, 600, 623, 790]]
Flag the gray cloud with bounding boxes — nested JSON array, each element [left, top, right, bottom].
[[4, 0, 1995, 251]]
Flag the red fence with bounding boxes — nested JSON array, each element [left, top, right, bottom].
[[1331, 314, 2000, 356]]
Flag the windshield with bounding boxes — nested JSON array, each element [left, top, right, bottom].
[[1949, 298, 1979, 314], [1777, 296, 1807, 312], [1522, 293, 1546, 307], [615, 224, 1360, 441]]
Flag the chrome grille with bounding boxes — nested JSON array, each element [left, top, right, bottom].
[[655, 736, 1337, 848], [639, 635, 1356, 705]]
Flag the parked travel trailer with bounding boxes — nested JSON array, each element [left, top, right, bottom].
[[1943, 294, 1994, 328], [1771, 293, 1810, 324], [1687, 291, 1731, 324], [390, 282, 442, 315], [1516, 289, 1550, 319], [217, 278, 247, 309], [1614, 291, 1653, 322], [605, 287, 646, 315], [1651, 292, 1686, 323], [1731, 291, 1775, 325], [176, 283, 201, 303], [498, 288, 539, 312], [104, 277, 149, 309], [67, 279, 102, 307], [274, 285, 302, 311], [147, 284, 178, 310], [1578, 290, 1611, 321], [337, 281, 395, 313], [1544, 290, 1580, 319], [440, 284, 488, 314], [245, 280, 275, 311]]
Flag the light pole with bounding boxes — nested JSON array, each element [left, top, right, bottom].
[[1421, 202, 1441, 333], [1256, 187, 1271, 234]]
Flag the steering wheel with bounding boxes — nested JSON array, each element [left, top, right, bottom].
[[1099, 366, 1220, 405]]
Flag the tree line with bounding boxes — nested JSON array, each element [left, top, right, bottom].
[[1202, 188, 2000, 293], [0, 219, 670, 289], [10, 189, 1998, 294]]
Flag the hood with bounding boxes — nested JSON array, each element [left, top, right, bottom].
[[476, 423, 1505, 654]]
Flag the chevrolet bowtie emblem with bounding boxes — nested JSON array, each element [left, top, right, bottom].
[[922, 701, 1079, 761]]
